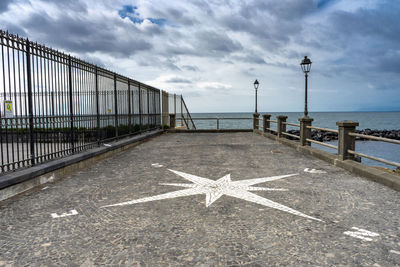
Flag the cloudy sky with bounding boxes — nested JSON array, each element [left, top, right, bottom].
[[1, 0, 399, 112]]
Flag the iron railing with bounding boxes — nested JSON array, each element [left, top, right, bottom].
[[190, 117, 251, 130], [0, 30, 162, 174], [254, 114, 400, 169], [168, 93, 195, 129]]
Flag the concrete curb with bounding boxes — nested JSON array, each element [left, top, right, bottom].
[[254, 130, 400, 191], [0, 129, 164, 202]]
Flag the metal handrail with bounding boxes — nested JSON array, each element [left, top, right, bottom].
[[282, 132, 300, 139], [348, 132, 400, 145], [348, 150, 400, 168], [191, 117, 252, 120], [283, 122, 300, 127], [268, 120, 278, 123], [307, 126, 338, 133], [306, 138, 338, 150]]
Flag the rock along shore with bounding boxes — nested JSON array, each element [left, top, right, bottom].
[[285, 129, 400, 142]]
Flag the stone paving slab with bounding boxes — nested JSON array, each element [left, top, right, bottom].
[[0, 132, 399, 266]]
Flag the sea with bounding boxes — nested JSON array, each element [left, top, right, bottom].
[[190, 112, 400, 169]]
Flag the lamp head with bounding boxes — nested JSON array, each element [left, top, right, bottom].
[[300, 56, 312, 73], [254, 79, 259, 90]]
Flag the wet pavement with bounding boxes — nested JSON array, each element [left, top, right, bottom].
[[0, 132, 399, 266]]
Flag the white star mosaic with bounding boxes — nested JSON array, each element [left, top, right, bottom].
[[102, 169, 322, 222]]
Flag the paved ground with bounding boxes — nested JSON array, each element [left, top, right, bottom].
[[0, 132, 399, 266]]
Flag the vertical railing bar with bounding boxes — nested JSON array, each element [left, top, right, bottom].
[[138, 83, 142, 131], [114, 73, 118, 139], [95, 67, 100, 145], [17, 38, 24, 167], [56, 53, 63, 157], [43, 46, 49, 159], [26, 39, 35, 166], [34, 43, 41, 162], [75, 60, 80, 150], [180, 95, 183, 127], [68, 55, 75, 153], [127, 79, 132, 134], [0, 34, 5, 172], [22, 40, 28, 167], [5, 35, 11, 170], [49, 51, 56, 157], [147, 86, 149, 130], [11, 37, 18, 169]]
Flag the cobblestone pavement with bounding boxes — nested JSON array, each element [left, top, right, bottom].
[[0, 132, 399, 266]]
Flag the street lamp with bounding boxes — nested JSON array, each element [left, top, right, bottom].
[[300, 56, 312, 117], [254, 79, 259, 114]]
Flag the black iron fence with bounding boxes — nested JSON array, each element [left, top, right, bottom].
[[0, 30, 161, 174]]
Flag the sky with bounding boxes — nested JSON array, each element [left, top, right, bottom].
[[0, 0, 399, 113]]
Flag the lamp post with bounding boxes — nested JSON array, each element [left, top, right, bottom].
[[254, 79, 259, 114], [300, 56, 312, 117]]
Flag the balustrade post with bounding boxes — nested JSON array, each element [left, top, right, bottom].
[[277, 115, 288, 138], [169, 114, 176, 129], [253, 113, 259, 130], [337, 121, 359, 160], [262, 114, 271, 133], [299, 117, 313, 146]]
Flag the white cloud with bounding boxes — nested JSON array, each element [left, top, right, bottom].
[[0, 0, 398, 112]]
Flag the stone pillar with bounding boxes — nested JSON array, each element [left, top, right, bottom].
[[337, 121, 359, 160], [253, 113, 260, 130], [262, 114, 271, 133], [169, 114, 176, 129], [298, 117, 313, 146], [277, 115, 288, 138]]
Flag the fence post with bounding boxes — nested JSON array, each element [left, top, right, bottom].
[[217, 118, 219, 130], [253, 113, 259, 130], [114, 73, 118, 138], [127, 80, 132, 134], [68, 55, 75, 153], [174, 93, 176, 115], [299, 117, 313, 146], [277, 115, 288, 138], [147, 87, 150, 129], [262, 114, 271, 133], [95, 67, 100, 145], [169, 114, 176, 128], [138, 83, 142, 131], [26, 39, 35, 165], [337, 121, 359, 160], [180, 95, 184, 127], [162, 91, 169, 126]]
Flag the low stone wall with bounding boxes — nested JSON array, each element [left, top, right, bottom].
[[255, 129, 400, 191]]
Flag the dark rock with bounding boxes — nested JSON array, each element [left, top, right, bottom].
[[281, 128, 400, 142]]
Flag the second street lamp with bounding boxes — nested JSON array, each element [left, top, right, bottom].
[[254, 79, 259, 114], [300, 56, 312, 117]]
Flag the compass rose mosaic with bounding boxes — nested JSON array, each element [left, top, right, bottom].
[[102, 169, 322, 222]]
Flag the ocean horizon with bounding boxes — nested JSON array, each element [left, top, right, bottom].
[[190, 111, 400, 130]]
